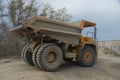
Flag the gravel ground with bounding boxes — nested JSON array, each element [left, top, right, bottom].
[[0, 56, 120, 80]]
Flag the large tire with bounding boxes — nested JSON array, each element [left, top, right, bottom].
[[32, 44, 41, 67], [21, 44, 28, 62], [21, 44, 34, 66], [77, 46, 96, 67], [36, 43, 63, 71]]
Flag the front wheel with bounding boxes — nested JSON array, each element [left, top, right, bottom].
[[77, 46, 96, 67]]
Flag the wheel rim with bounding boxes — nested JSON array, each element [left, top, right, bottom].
[[45, 50, 58, 65], [83, 51, 93, 63]]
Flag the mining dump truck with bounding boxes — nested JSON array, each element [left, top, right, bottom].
[[10, 16, 97, 72]]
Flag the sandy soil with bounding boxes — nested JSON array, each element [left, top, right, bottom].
[[0, 56, 120, 80]]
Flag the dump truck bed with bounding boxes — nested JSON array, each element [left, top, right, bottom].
[[10, 16, 96, 45]]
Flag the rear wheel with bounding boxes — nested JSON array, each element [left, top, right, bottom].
[[21, 44, 28, 62], [21, 44, 34, 66], [77, 46, 96, 67], [36, 43, 63, 71], [32, 44, 41, 67]]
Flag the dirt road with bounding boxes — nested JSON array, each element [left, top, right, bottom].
[[0, 56, 120, 80]]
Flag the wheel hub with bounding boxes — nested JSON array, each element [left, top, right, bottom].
[[48, 52, 56, 63], [46, 51, 57, 64], [84, 51, 93, 62]]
